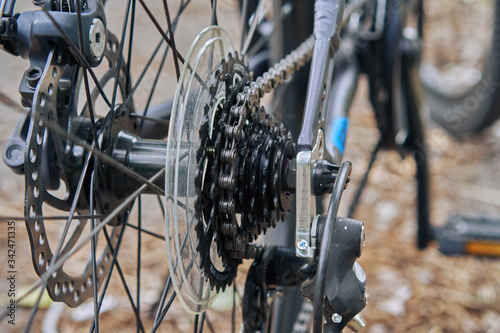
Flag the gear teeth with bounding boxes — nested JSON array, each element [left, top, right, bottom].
[[193, 43, 306, 287], [193, 54, 250, 291]]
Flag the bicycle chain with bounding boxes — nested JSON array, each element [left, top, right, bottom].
[[195, 35, 315, 291], [218, 34, 315, 227]]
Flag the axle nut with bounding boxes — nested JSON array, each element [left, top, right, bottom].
[[89, 18, 106, 62]]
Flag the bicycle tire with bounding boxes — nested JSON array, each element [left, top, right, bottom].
[[423, 0, 500, 137]]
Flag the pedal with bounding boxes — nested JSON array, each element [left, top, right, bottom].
[[437, 215, 500, 257]]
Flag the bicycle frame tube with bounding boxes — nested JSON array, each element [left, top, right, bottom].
[[324, 46, 360, 165], [295, 0, 344, 259], [0, 0, 15, 18], [297, 0, 343, 152]]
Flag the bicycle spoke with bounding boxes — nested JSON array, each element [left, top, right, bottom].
[[111, 0, 132, 111], [152, 290, 177, 332], [198, 312, 206, 333], [124, 0, 193, 124], [119, 37, 167, 120], [136, 195, 142, 333], [99, 227, 146, 333], [126, 222, 166, 240], [108, 0, 133, 139], [138, 0, 186, 65], [241, 0, 270, 55], [142, 42, 170, 119], [137, 0, 204, 86], [0, 214, 105, 221], [210, 0, 218, 26], [90, 222, 127, 332], [75, 0, 101, 150], [162, 0, 181, 80], [126, 0, 137, 96], [151, 212, 199, 330], [232, 284, 236, 333], [194, 314, 199, 333], [152, 275, 173, 329], [90, 173, 100, 333], [239, 0, 248, 52], [48, 149, 94, 257], [83, 69, 102, 146], [131, 113, 170, 127], [157, 196, 166, 220]]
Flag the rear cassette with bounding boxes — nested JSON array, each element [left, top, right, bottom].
[[166, 26, 296, 314], [165, 26, 244, 313]]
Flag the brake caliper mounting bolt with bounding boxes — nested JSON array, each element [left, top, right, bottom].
[[25, 67, 43, 89], [89, 18, 106, 62], [297, 239, 309, 252], [332, 313, 342, 324]]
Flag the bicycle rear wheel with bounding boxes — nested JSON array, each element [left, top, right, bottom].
[[0, 0, 313, 332]]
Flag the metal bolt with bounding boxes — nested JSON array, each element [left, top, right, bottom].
[[297, 239, 309, 252], [331, 313, 342, 324], [89, 18, 106, 61], [25, 67, 43, 89]]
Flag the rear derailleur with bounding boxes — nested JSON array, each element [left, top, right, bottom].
[[243, 162, 367, 333]]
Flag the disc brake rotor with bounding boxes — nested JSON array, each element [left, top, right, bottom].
[[25, 32, 126, 307]]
